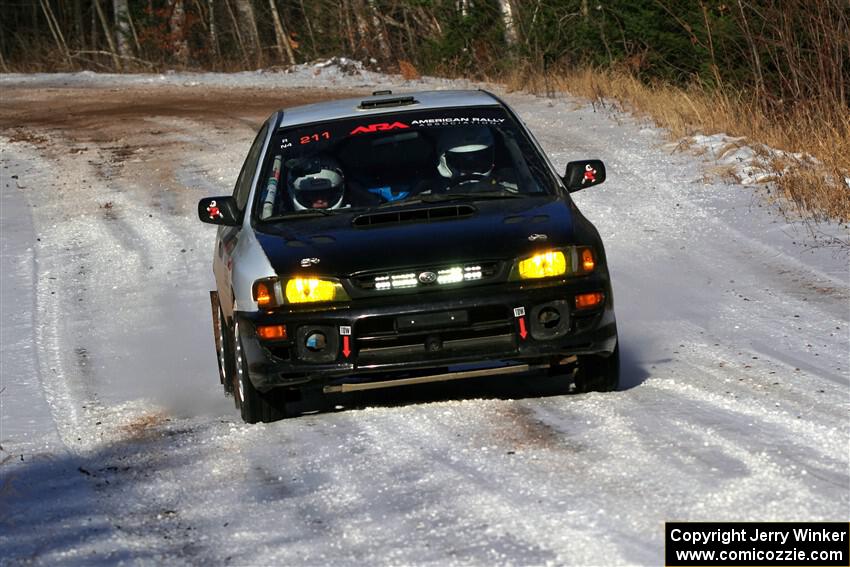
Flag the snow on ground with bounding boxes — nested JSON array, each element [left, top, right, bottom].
[[1, 64, 848, 565]]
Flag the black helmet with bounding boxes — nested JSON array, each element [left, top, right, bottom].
[[287, 155, 345, 210], [437, 126, 495, 179]]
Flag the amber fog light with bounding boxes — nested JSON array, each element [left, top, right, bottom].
[[257, 325, 287, 340], [575, 292, 604, 310]]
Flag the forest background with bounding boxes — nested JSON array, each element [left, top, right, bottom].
[[1, 0, 848, 222]]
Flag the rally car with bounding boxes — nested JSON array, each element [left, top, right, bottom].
[[199, 90, 618, 423]]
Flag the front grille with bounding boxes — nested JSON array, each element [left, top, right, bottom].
[[352, 261, 500, 292], [355, 305, 514, 364]]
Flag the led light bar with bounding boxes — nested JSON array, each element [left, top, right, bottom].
[[463, 265, 482, 280], [372, 265, 484, 290], [390, 272, 418, 288], [437, 267, 463, 284]]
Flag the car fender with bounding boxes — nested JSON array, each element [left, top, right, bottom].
[[231, 227, 277, 313]]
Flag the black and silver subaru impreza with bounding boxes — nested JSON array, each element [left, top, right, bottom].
[[199, 90, 618, 423]]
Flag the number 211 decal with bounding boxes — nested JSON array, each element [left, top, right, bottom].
[[300, 131, 331, 145]]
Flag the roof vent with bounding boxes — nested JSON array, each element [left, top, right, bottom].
[[372, 89, 392, 96], [352, 205, 476, 228], [358, 95, 417, 110]]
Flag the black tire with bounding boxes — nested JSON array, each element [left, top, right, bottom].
[[216, 304, 235, 395], [233, 319, 288, 423], [574, 342, 620, 393]]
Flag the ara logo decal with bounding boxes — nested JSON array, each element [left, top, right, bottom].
[[300, 257, 320, 267], [528, 233, 548, 242], [582, 164, 597, 184], [350, 122, 410, 135], [207, 200, 223, 220]]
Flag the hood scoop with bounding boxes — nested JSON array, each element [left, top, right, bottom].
[[352, 204, 476, 228]]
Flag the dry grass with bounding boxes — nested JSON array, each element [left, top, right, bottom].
[[506, 64, 850, 223], [398, 59, 421, 80]]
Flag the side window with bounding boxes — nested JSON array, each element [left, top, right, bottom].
[[232, 123, 270, 212]]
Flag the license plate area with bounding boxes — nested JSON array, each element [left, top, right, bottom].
[[396, 310, 469, 332]]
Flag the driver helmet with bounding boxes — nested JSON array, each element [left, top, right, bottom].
[[437, 125, 495, 179], [287, 155, 345, 210]]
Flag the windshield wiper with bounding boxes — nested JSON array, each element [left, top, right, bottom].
[[260, 209, 337, 221], [376, 191, 525, 208], [438, 191, 526, 200]]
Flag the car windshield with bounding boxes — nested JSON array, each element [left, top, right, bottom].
[[254, 106, 557, 221]]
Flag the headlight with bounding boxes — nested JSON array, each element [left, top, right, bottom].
[[284, 277, 349, 304], [514, 247, 596, 280], [517, 250, 567, 279], [253, 276, 349, 307]]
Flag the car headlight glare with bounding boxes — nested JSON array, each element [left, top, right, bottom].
[[284, 277, 348, 304], [518, 250, 567, 279]]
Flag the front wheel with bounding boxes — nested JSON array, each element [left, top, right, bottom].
[[574, 343, 620, 393], [233, 319, 288, 423]]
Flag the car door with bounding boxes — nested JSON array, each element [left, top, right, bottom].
[[215, 121, 271, 320]]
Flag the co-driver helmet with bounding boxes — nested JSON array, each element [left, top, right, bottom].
[[437, 125, 496, 179]]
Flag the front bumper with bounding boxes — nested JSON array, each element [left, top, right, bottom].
[[235, 278, 617, 392]]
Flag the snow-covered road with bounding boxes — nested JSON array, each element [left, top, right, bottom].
[[1, 69, 848, 565]]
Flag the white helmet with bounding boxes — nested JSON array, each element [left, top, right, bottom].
[[437, 126, 495, 179], [287, 155, 345, 210]]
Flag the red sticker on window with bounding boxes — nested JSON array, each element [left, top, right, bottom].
[[350, 122, 410, 135]]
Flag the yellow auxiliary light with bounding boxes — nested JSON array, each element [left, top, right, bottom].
[[518, 250, 567, 279], [284, 277, 348, 304]]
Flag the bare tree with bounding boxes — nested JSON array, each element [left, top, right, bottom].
[[169, 0, 189, 66], [93, 0, 121, 68], [39, 0, 72, 66], [269, 0, 295, 65]]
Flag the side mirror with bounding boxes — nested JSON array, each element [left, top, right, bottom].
[[198, 196, 240, 226], [563, 160, 606, 192]]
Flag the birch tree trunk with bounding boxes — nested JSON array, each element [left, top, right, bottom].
[[366, 0, 392, 62], [351, 0, 371, 57], [498, 0, 517, 46], [208, 0, 221, 64], [233, 0, 262, 66], [112, 0, 132, 58]]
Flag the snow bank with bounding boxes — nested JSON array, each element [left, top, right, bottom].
[[0, 57, 472, 92]]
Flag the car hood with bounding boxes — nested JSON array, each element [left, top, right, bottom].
[[254, 197, 578, 277]]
